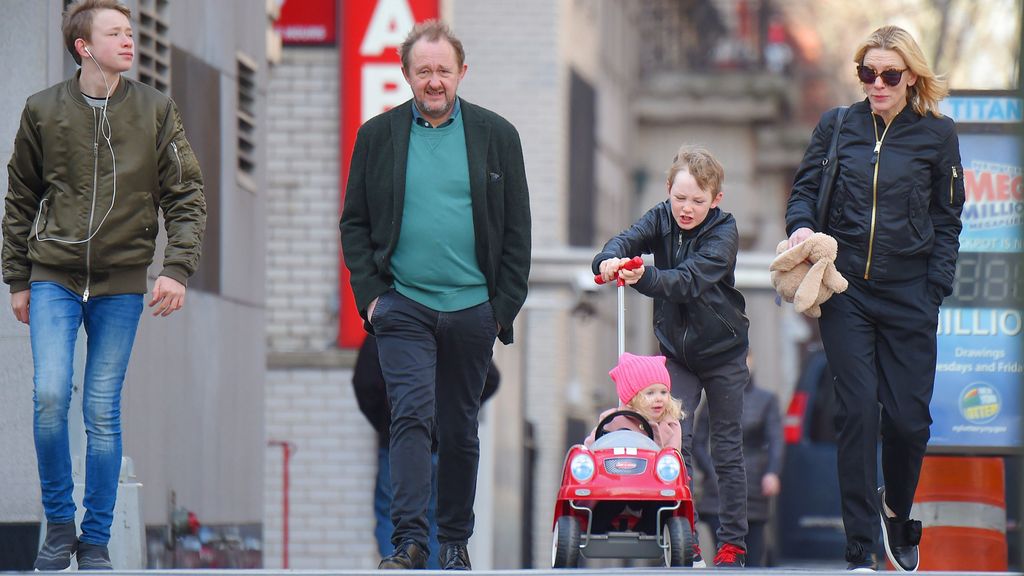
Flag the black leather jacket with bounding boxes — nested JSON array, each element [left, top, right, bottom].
[[593, 203, 749, 372], [786, 100, 964, 298]]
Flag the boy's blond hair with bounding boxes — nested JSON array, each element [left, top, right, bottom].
[[62, 0, 132, 66], [626, 392, 684, 423], [666, 145, 724, 196]]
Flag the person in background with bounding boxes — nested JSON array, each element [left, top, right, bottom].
[[694, 351, 783, 567], [351, 334, 500, 569]]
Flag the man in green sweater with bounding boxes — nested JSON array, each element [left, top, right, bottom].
[[340, 19, 530, 571]]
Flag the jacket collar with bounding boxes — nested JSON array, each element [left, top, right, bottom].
[[67, 69, 130, 109], [856, 97, 921, 127], [389, 97, 490, 209]]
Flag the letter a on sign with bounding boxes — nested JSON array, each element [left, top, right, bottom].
[[360, 0, 415, 56]]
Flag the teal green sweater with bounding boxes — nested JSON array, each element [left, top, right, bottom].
[[390, 113, 488, 311]]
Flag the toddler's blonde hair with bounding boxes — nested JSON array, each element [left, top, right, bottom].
[[626, 390, 684, 423]]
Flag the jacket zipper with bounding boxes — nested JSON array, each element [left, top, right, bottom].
[[950, 166, 959, 204], [864, 115, 893, 280], [84, 108, 101, 302], [170, 141, 182, 184], [710, 307, 737, 338], [675, 229, 690, 367]]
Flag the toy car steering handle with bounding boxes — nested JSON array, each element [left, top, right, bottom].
[[593, 409, 656, 441], [594, 256, 643, 286]]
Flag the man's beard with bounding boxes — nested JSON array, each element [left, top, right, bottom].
[[417, 94, 454, 119]]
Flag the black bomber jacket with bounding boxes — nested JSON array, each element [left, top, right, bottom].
[[593, 203, 749, 372], [786, 99, 965, 298]]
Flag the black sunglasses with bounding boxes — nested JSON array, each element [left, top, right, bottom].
[[857, 65, 906, 86]]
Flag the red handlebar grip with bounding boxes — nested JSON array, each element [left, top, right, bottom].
[[593, 256, 644, 285]]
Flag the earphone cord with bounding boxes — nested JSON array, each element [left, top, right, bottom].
[[34, 53, 117, 245]]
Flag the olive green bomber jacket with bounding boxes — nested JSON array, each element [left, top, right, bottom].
[[3, 71, 206, 297]]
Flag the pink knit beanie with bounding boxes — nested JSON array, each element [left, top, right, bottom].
[[609, 353, 671, 406]]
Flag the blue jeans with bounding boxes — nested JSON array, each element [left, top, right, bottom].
[[375, 447, 440, 568], [30, 282, 143, 546]]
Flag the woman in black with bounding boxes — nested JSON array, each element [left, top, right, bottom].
[[785, 25, 964, 572]]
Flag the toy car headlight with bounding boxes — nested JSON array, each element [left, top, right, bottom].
[[656, 454, 681, 483], [570, 454, 595, 482]]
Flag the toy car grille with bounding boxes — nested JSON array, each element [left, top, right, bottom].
[[603, 457, 647, 475]]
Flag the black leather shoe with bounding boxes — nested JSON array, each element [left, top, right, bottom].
[[879, 487, 921, 571], [440, 542, 472, 570], [378, 540, 427, 570]]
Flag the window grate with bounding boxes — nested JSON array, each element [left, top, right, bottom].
[[237, 52, 258, 184], [136, 0, 171, 93]]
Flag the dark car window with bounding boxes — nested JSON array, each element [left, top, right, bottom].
[[807, 360, 837, 443]]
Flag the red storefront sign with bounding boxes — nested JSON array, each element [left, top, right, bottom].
[[338, 0, 439, 348], [275, 0, 337, 45]]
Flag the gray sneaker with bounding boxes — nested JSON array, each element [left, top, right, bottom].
[[33, 521, 78, 571], [76, 541, 113, 571]]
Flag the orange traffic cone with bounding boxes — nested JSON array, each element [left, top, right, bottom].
[[897, 456, 1008, 571]]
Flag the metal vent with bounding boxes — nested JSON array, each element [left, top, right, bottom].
[[236, 52, 257, 189], [136, 0, 171, 92]]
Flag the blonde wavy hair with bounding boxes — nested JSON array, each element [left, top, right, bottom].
[[666, 145, 724, 195], [626, 390, 684, 423], [854, 25, 948, 117]]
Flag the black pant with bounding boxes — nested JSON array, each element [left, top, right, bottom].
[[818, 275, 937, 561], [372, 290, 497, 549], [668, 353, 749, 549], [702, 514, 767, 566]]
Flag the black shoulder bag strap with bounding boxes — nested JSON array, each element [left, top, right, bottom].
[[815, 106, 849, 232]]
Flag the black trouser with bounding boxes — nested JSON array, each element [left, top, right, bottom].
[[818, 274, 937, 561], [668, 352, 749, 549], [702, 514, 767, 566], [372, 290, 497, 549]]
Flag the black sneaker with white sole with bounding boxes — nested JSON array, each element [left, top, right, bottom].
[[848, 560, 877, 572], [33, 521, 78, 571], [76, 541, 113, 571], [879, 487, 922, 572]]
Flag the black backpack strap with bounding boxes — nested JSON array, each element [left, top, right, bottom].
[[815, 106, 849, 231]]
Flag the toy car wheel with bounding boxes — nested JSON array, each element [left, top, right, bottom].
[[662, 515, 695, 567], [551, 515, 582, 568]]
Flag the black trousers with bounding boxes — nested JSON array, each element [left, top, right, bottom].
[[818, 274, 938, 561], [668, 353, 749, 549], [702, 514, 767, 566], [372, 290, 496, 549]]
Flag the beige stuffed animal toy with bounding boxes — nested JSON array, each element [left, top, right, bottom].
[[770, 233, 848, 318]]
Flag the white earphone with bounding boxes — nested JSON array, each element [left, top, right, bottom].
[[34, 42, 118, 246]]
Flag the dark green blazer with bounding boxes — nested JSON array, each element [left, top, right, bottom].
[[340, 99, 531, 345]]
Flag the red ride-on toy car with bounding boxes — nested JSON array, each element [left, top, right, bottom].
[[551, 256, 695, 568], [551, 409, 695, 568]]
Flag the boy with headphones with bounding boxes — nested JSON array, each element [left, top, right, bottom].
[[2, 0, 206, 569]]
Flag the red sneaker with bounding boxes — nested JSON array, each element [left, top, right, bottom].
[[713, 543, 747, 568]]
